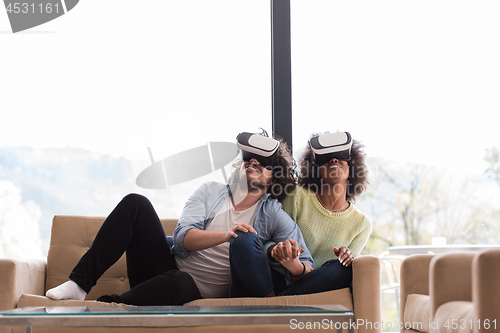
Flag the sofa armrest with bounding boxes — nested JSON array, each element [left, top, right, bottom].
[[430, 252, 475, 317], [352, 255, 381, 333], [473, 249, 500, 330], [400, 253, 435, 328], [0, 259, 47, 310]]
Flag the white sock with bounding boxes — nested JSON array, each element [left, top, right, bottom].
[[46, 280, 87, 301]]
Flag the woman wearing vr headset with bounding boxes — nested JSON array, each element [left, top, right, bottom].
[[44, 131, 314, 304], [271, 131, 371, 295]]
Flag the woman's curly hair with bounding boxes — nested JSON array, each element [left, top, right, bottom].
[[229, 132, 298, 202], [298, 133, 369, 203]]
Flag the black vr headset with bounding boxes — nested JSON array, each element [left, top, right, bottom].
[[309, 132, 352, 166], [236, 132, 280, 170]]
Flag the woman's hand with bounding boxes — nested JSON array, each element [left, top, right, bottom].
[[271, 240, 311, 280], [271, 239, 311, 280], [225, 222, 257, 242], [334, 246, 354, 267], [271, 239, 303, 264]]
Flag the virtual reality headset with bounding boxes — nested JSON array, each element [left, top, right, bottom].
[[236, 132, 280, 169], [309, 132, 352, 165]]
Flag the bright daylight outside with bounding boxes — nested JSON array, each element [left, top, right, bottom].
[[1, 0, 500, 331]]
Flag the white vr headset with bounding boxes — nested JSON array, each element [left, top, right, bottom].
[[236, 132, 280, 169], [309, 132, 352, 166]]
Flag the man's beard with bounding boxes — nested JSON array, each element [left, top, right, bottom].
[[247, 177, 271, 192], [233, 165, 271, 193]]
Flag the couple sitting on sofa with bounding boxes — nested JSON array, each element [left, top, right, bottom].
[[46, 130, 371, 306]]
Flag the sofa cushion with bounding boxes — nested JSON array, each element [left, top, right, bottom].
[[20, 288, 353, 312], [433, 301, 474, 333], [404, 294, 431, 332], [185, 287, 353, 310]]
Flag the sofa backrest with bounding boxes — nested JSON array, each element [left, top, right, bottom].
[[46, 215, 178, 300]]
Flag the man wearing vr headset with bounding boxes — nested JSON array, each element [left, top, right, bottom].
[[173, 131, 313, 298], [45, 131, 313, 304], [273, 132, 371, 296]]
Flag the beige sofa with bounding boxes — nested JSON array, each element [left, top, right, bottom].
[[400, 250, 500, 333], [0, 215, 381, 333]]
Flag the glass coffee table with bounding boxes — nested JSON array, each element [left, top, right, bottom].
[[0, 305, 354, 333]]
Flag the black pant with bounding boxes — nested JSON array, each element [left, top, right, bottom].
[[69, 194, 201, 305]]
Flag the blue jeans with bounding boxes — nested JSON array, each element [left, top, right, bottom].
[[281, 259, 352, 296], [229, 231, 287, 297], [228, 231, 352, 297]]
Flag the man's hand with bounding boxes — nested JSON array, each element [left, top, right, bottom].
[[271, 239, 304, 264], [225, 222, 257, 242], [270, 239, 310, 280], [184, 223, 257, 252], [334, 246, 354, 267]]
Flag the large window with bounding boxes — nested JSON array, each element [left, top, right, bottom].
[[291, 1, 500, 249], [0, 1, 271, 258]]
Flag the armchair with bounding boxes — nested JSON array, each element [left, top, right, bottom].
[[400, 250, 500, 333]]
